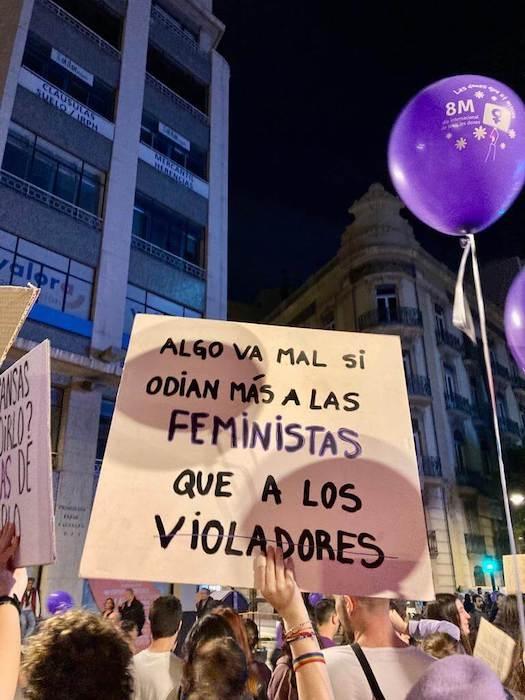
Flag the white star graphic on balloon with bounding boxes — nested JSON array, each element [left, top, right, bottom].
[[446, 132, 453, 139], [500, 142, 506, 149], [491, 96, 498, 101], [455, 137, 467, 151], [473, 126, 487, 140], [474, 90, 485, 99], [509, 129, 516, 139]]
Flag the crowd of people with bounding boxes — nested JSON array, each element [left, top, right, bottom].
[[1, 522, 524, 699]]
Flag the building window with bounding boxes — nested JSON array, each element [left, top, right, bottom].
[[454, 429, 465, 472], [496, 393, 508, 421], [444, 363, 457, 397], [2, 123, 106, 216], [147, 44, 208, 113], [434, 304, 446, 334], [132, 192, 204, 266], [473, 565, 486, 587], [52, 0, 123, 48], [0, 229, 94, 320], [97, 400, 115, 462], [412, 418, 424, 462], [22, 33, 116, 120], [477, 432, 492, 475], [376, 285, 397, 322], [124, 283, 202, 335], [140, 112, 208, 179], [403, 350, 413, 379]]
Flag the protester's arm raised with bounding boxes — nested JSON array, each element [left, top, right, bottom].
[[254, 546, 334, 700], [0, 523, 23, 700]]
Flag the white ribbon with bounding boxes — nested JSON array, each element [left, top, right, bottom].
[[453, 238, 477, 343]]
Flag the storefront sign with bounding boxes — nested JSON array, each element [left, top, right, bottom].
[[18, 68, 114, 140], [51, 49, 94, 86], [139, 144, 209, 199], [81, 316, 435, 599], [158, 122, 190, 151]]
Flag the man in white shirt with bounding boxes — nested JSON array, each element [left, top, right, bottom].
[[325, 595, 434, 700], [133, 595, 183, 700]]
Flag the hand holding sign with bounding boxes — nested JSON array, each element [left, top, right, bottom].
[[0, 523, 18, 569], [255, 546, 301, 624]]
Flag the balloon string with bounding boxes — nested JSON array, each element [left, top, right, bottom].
[[468, 233, 525, 648]]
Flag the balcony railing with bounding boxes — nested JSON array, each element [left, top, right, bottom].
[[420, 455, 442, 478], [131, 235, 206, 280], [436, 328, 463, 352], [37, 0, 120, 57], [145, 73, 209, 125], [511, 373, 525, 392], [444, 391, 471, 414], [428, 530, 438, 558], [407, 374, 431, 398], [358, 306, 422, 331], [465, 533, 486, 555], [456, 469, 496, 497], [0, 170, 103, 230], [493, 362, 510, 381], [151, 4, 204, 54]]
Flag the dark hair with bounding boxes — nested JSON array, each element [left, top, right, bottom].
[[22, 610, 132, 700], [244, 618, 259, 650], [390, 599, 408, 619], [120, 620, 138, 635], [105, 597, 116, 610], [315, 598, 336, 626], [28, 577, 35, 584], [425, 593, 472, 654], [126, 588, 134, 595], [149, 595, 182, 640], [214, 608, 260, 697], [494, 595, 525, 694], [184, 613, 236, 661], [184, 636, 248, 700]]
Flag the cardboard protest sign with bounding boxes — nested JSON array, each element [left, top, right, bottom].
[[503, 553, 525, 594], [0, 286, 40, 369], [474, 617, 516, 681], [81, 317, 434, 598], [0, 341, 55, 566]]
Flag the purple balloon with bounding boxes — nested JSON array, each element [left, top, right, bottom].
[[389, 75, 525, 235], [308, 592, 323, 606], [46, 590, 74, 615], [505, 268, 525, 371]]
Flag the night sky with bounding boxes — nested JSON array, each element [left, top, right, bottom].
[[214, 1, 525, 304]]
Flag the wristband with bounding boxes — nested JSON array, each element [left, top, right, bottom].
[[293, 651, 325, 671], [285, 629, 316, 644], [0, 595, 21, 614]]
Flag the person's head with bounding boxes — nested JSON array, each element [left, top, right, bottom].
[[244, 618, 259, 652], [420, 632, 460, 659], [406, 655, 508, 700], [425, 594, 470, 638], [182, 636, 248, 700], [314, 598, 339, 640], [494, 594, 519, 634], [473, 594, 484, 611], [120, 619, 138, 641], [477, 587, 483, 596], [335, 595, 390, 637], [26, 577, 35, 591], [125, 588, 134, 603], [104, 597, 116, 612], [21, 610, 132, 700], [464, 593, 472, 604], [214, 608, 260, 697], [149, 595, 182, 641]]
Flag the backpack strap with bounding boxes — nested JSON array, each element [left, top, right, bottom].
[[351, 643, 386, 700]]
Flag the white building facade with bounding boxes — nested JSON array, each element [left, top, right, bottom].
[[0, 0, 229, 607], [267, 184, 523, 593]]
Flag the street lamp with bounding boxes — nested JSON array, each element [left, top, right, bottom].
[[482, 556, 498, 591], [510, 493, 525, 507]]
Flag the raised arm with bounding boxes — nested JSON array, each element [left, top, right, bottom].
[[0, 523, 22, 700], [254, 546, 334, 700]]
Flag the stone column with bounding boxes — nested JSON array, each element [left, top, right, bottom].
[[91, 0, 151, 353], [0, 0, 34, 163], [205, 51, 229, 320], [40, 385, 102, 605]]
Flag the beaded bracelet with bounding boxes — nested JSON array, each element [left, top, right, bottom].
[[285, 629, 316, 644], [293, 651, 326, 672], [284, 620, 313, 637]]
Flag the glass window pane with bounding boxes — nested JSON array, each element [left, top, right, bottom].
[[69, 260, 94, 282], [12, 255, 42, 287], [184, 308, 202, 318], [2, 133, 33, 179], [78, 175, 101, 215], [55, 163, 79, 203], [38, 266, 67, 310], [29, 149, 56, 191], [146, 292, 183, 316], [124, 298, 144, 334], [132, 207, 147, 238], [63, 276, 92, 319], [0, 247, 14, 285]]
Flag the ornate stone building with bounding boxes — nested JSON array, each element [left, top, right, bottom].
[[267, 183, 524, 592]]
